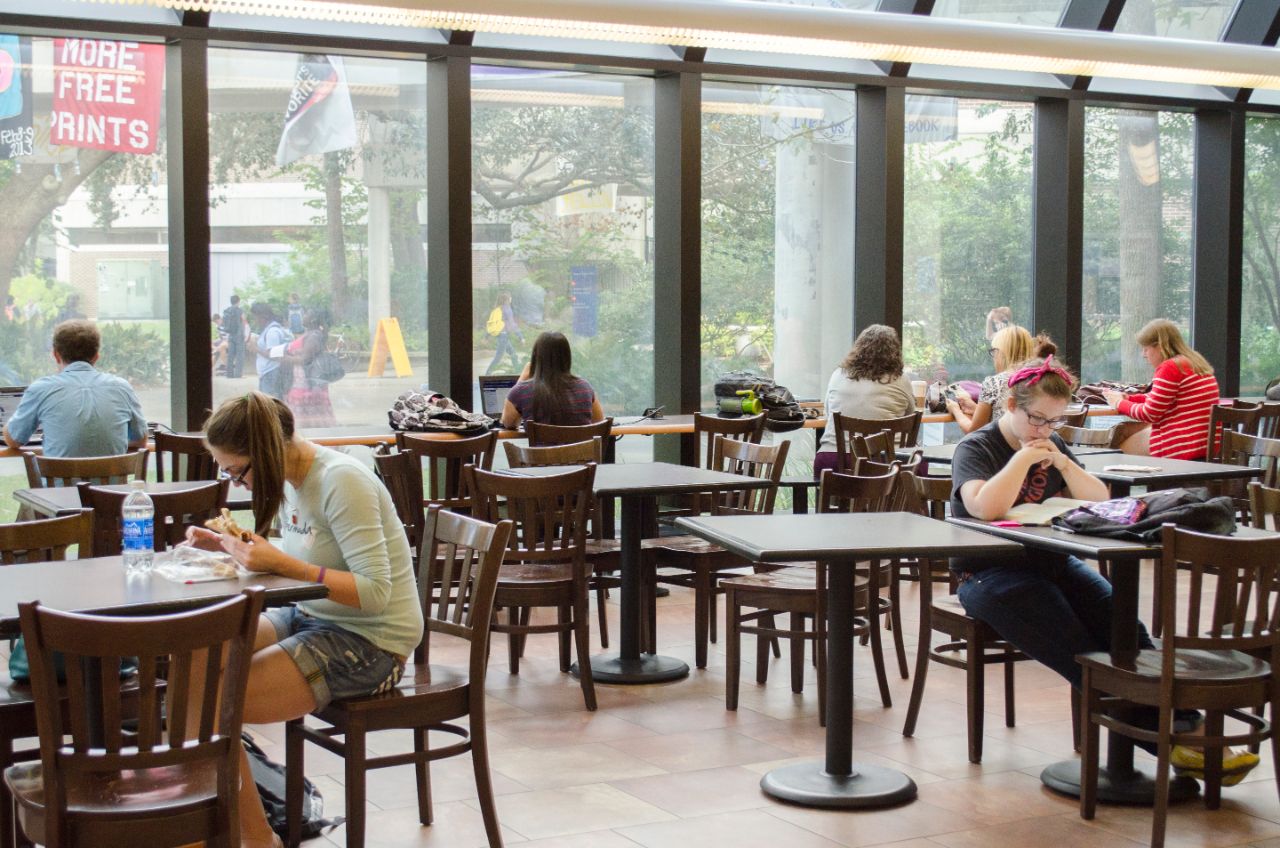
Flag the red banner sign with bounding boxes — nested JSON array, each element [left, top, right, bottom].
[[51, 38, 164, 154]]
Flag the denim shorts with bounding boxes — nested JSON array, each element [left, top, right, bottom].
[[265, 606, 405, 709]]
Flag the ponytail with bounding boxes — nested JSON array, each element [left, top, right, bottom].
[[204, 391, 295, 536]]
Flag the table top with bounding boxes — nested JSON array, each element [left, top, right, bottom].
[[899, 443, 1121, 465], [0, 556, 327, 638], [15, 480, 252, 517], [1076, 453, 1263, 485], [947, 516, 1278, 560], [507, 461, 773, 497], [675, 512, 1024, 562]]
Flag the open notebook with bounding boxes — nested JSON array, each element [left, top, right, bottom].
[[1001, 497, 1094, 526]]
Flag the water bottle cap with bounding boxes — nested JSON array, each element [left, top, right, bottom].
[[130, 479, 146, 489]]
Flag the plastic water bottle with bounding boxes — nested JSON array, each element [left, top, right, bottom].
[[121, 480, 155, 575]]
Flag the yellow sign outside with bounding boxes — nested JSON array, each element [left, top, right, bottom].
[[367, 317, 413, 378]]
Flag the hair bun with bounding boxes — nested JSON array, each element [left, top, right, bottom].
[[1034, 334, 1057, 359]]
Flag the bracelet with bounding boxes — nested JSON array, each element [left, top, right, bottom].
[[316, 566, 327, 584]]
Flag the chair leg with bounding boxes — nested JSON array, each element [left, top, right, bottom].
[[518, 607, 531, 657], [507, 607, 522, 675], [470, 710, 505, 848], [1151, 708, 1174, 848], [1149, 559, 1163, 639], [344, 720, 368, 848], [1070, 689, 1081, 753], [0, 737, 14, 848], [1079, 670, 1099, 820], [694, 570, 711, 669], [902, 610, 934, 738], [558, 603, 572, 673], [966, 631, 985, 764], [888, 567, 909, 679], [1203, 712, 1224, 810], [1003, 646, 1016, 728], [573, 588, 598, 711], [726, 588, 741, 711], [867, 605, 892, 708], [756, 612, 772, 685], [789, 612, 804, 695], [285, 720, 305, 848], [708, 585, 718, 644], [414, 728, 433, 825], [596, 579, 610, 649]]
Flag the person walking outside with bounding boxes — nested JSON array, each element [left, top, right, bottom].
[[250, 301, 292, 400], [223, 294, 245, 378], [485, 292, 524, 375]]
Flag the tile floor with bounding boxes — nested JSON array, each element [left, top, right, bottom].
[[250, 567, 1280, 847]]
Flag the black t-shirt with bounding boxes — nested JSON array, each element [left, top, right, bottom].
[[949, 422, 1081, 571]]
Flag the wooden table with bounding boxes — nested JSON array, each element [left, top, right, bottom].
[[948, 517, 1276, 804], [897, 443, 1120, 466], [1075, 453, 1262, 496], [675, 512, 1022, 809], [507, 462, 771, 684], [0, 555, 327, 638], [14, 480, 251, 518]]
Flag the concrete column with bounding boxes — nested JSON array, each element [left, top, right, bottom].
[[367, 185, 391, 338]]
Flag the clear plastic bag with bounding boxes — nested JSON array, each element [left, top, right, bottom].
[[153, 544, 248, 583]]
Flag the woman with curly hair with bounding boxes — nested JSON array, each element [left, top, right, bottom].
[[813, 324, 915, 479]]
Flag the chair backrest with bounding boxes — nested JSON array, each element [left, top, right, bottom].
[[24, 450, 149, 489], [815, 466, 900, 515], [849, 430, 896, 466], [77, 479, 229, 556], [505, 437, 602, 467], [1220, 430, 1280, 488], [373, 446, 427, 558], [853, 453, 921, 510], [1207, 402, 1261, 462], [832, 410, 922, 458], [18, 588, 264, 848], [153, 431, 217, 483], [467, 464, 593, 566], [1248, 482, 1280, 532], [0, 512, 94, 564], [707, 435, 788, 516], [1158, 525, 1280, 664], [395, 431, 497, 512], [692, 413, 764, 468], [1058, 424, 1116, 448], [419, 506, 513, 673], [1255, 401, 1280, 441], [1060, 405, 1088, 428], [524, 418, 613, 448], [898, 471, 957, 594]]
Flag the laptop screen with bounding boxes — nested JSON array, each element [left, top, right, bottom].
[[478, 375, 519, 417], [0, 387, 25, 428]]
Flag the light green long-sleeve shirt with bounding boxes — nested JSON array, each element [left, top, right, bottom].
[[279, 446, 423, 658]]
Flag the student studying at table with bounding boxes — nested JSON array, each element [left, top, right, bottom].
[[186, 392, 423, 848], [951, 355, 1258, 783], [500, 330, 605, 429], [2, 319, 148, 457]]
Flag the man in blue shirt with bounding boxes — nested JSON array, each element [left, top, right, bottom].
[[250, 301, 292, 399], [3, 320, 148, 457]]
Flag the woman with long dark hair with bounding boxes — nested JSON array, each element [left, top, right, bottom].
[[500, 331, 604, 428]]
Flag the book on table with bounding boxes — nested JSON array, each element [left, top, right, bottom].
[[1001, 497, 1094, 526]]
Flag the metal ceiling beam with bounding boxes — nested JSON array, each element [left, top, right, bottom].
[[1216, 0, 1280, 103], [438, 29, 475, 46], [873, 0, 936, 77], [670, 46, 706, 62], [1055, 0, 1128, 91]]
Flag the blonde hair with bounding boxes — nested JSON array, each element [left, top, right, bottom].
[[989, 325, 1055, 372], [1136, 319, 1213, 376], [204, 392, 294, 536]]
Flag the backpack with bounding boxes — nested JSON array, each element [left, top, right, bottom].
[[305, 350, 345, 384], [485, 307, 504, 336], [713, 370, 810, 432], [242, 731, 340, 841], [1051, 488, 1236, 542], [389, 390, 494, 436]]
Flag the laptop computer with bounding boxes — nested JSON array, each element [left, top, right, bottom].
[[478, 374, 520, 418], [0, 386, 26, 429]]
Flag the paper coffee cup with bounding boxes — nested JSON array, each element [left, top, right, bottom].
[[911, 380, 926, 406]]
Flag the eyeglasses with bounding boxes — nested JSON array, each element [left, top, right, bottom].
[[220, 463, 252, 485], [987, 348, 998, 357], [1021, 410, 1068, 430]]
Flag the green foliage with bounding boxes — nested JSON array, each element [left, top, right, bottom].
[[8, 274, 74, 325], [95, 322, 171, 387]]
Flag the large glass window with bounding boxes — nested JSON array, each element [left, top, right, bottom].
[[1242, 116, 1280, 395], [930, 0, 1068, 27], [471, 67, 655, 428], [0, 34, 170, 423], [902, 97, 1033, 384], [207, 49, 427, 430], [1113, 0, 1235, 41], [1081, 108, 1193, 384]]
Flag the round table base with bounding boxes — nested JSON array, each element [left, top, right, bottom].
[[760, 762, 918, 809], [571, 653, 689, 684], [1041, 759, 1201, 804]]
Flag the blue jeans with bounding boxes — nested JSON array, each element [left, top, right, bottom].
[[486, 332, 521, 374]]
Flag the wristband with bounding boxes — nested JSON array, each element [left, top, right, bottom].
[[316, 566, 327, 584]]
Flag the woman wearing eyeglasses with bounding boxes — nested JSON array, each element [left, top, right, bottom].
[[184, 391, 423, 847], [1100, 319, 1219, 460], [947, 325, 1054, 434]]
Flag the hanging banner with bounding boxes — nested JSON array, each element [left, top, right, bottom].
[[904, 95, 959, 145], [275, 54, 357, 167], [50, 38, 165, 154], [0, 35, 33, 160]]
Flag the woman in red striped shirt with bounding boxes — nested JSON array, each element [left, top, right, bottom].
[[1101, 319, 1220, 460]]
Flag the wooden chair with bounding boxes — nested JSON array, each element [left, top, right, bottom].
[[1254, 401, 1280, 441], [1061, 405, 1089, 429], [286, 508, 513, 848], [1078, 526, 1280, 848], [0, 513, 94, 848], [1206, 402, 1261, 463], [848, 430, 896, 466], [6, 588, 264, 848], [152, 431, 217, 482], [896, 473, 1061, 764], [76, 479, 228, 556], [1220, 429, 1280, 489], [393, 431, 498, 514], [502, 438, 622, 648], [832, 411, 922, 471], [1058, 424, 1116, 448], [468, 464, 598, 710], [643, 437, 789, 669], [373, 447, 428, 559], [692, 412, 764, 468], [1249, 481, 1280, 531], [23, 451, 148, 489], [722, 467, 899, 724], [524, 417, 613, 448]]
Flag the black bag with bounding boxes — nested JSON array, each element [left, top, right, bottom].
[[243, 731, 340, 841], [1075, 380, 1151, 406], [389, 390, 494, 437], [713, 370, 807, 432], [305, 351, 345, 384], [1051, 487, 1236, 542]]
